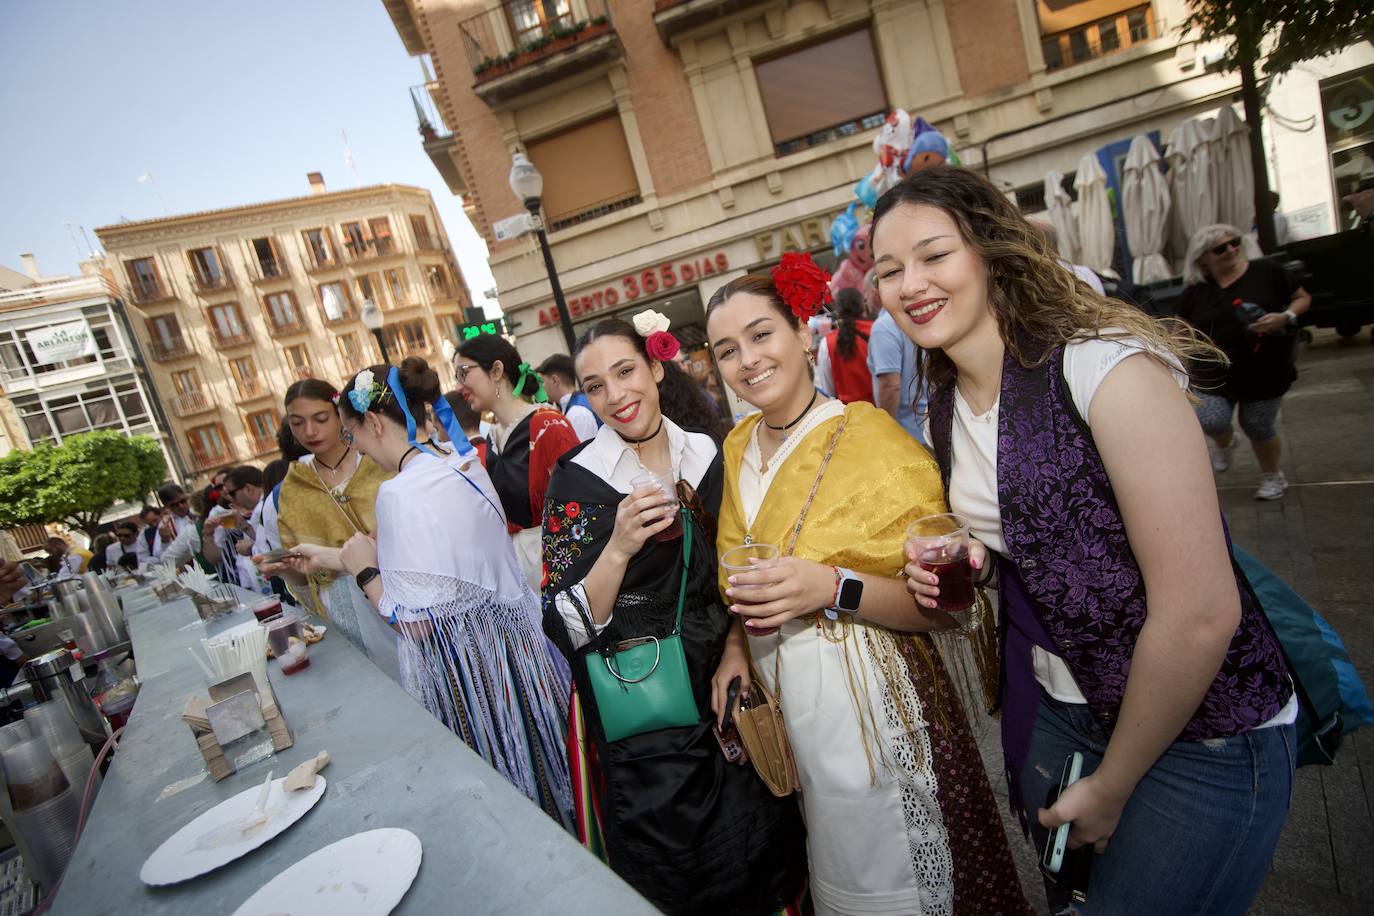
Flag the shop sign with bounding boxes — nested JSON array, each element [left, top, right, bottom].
[[752, 214, 840, 262], [25, 320, 96, 365], [537, 251, 731, 327]]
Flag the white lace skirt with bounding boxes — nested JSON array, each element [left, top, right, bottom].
[[320, 575, 401, 684], [750, 617, 955, 916]]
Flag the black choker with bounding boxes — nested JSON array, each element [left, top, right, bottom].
[[317, 447, 351, 471], [763, 388, 819, 434], [619, 418, 663, 445], [398, 445, 421, 471]]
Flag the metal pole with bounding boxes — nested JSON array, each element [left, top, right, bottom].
[[371, 328, 392, 364], [527, 200, 576, 351]]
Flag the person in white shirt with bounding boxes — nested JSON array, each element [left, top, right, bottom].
[[156, 483, 195, 542], [537, 353, 600, 442], [136, 505, 164, 559], [105, 521, 150, 572]]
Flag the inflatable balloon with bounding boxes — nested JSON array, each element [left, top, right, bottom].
[[871, 110, 915, 197], [902, 117, 952, 175], [830, 203, 861, 259], [828, 222, 878, 310]]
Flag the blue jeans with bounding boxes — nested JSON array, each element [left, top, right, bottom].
[[1019, 694, 1295, 915]]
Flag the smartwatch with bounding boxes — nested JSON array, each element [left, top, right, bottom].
[[355, 566, 381, 590], [824, 567, 863, 621]]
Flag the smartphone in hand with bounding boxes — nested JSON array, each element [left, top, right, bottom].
[[1041, 751, 1092, 903], [713, 676, 745, 763]]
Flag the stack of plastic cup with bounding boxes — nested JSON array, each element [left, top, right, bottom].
[[0, 723, 41, 884], [25, 700, 99, 799], [71, 612, 109, 659], [0, 736, 81, 891]]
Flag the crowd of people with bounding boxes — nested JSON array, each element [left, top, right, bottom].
[[9, 165, 1320, 914]]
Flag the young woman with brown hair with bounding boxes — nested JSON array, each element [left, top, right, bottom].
[[873, 166, 1294, 914], [707, 264, 1027, 915]]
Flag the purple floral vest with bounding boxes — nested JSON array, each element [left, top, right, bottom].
[[928, 345, 1290, 741]]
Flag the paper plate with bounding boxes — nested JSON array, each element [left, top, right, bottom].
[[140, 775, 327, 886], [231, 828, 422, 916]]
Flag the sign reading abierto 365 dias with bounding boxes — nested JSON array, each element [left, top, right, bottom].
[[25, 319, 97, 365]]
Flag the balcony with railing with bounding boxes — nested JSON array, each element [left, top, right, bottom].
[[652, 0, 772, 43], [343, 236, 401, 262], [303, 242, 342, 273], [128, 276, 177, 306], [459, 0, 622, 106], [266, 314, 307, 337], [410, 81, 468, 197], [191, 443, 237, 471], [148, 336, 193, 361], [321, 304, 360, 326], [210, 326, 253, 349], [235, 376, 271, 401], [1041, 7, 1158, 72], [247, 432, 278, 456], [249, 257, 290, 283], [190, 265, 234, 295], [170, 390, 216, 418]]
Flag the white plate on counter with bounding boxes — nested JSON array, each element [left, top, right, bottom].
[[231, 828, 422, 916], [140, 775, 327, 886]]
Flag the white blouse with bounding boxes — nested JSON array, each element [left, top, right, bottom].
[[552, 418, 717, 649]]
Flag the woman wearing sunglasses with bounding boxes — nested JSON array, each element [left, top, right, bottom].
[[1179, 225, 1311, 500], [454, 335, 581, 591]]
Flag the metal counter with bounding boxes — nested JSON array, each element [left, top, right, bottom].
[[51, 590, 651, 914]]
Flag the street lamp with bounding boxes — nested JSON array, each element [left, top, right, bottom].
[[360, 298, 390, 364], [509, 152, 576, 351]]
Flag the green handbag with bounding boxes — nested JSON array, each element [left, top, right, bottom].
[[582, 508, 700, 742]]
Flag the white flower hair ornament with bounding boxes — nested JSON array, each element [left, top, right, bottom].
[[632, 309, 681, 362], [632, 309, 671, 337], [347, 368, 388, 413]]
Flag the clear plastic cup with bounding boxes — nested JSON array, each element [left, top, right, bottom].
[[264, 616, 297, 658], [0, 720, 32, 751], [906, 512, 976, 615], [720, 543, 782, 636], [1, 737, 70, 810], [630, 471, 682, 542], [24, 701, 85, 759]]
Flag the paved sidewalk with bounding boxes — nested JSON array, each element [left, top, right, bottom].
[[973, 329, 1374, 914]]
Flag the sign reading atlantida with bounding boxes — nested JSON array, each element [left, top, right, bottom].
[[25, 320, 97, 365]]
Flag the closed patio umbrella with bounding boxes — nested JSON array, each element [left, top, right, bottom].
[[1075, 154, 1115, 274], [1215, 105, 1257, 248], [1121, 135, 1172, 284], [1044, 170, 1081, 264], [1165, 117, 1220, 241]]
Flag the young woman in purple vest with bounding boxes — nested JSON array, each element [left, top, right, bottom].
[[871, 166, 1295, 915]]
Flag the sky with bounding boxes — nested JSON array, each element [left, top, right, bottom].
[[0, 0, 499, 314]]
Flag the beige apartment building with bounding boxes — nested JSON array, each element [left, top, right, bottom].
[[95, 179, 472, 481], [386, 0, 1372, 380]]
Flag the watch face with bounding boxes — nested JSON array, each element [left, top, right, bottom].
[[838, 577, 863, 610]]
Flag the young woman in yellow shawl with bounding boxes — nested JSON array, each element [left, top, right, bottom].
[[706, 264, 1027, 916], [254, 378, 399, 681]]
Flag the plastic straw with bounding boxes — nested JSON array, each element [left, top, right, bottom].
[[187, 647, 215, 680]]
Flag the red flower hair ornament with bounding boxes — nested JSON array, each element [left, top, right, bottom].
[[770, 251, 833, 321], [632, 309, 681, 362]]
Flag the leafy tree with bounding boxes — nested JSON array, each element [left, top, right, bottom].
[[0, 431, 168, 540], [1183, 0, 1374, 250]]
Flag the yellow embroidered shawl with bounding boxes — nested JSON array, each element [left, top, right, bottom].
[[719, 402, 960, 778], [717, 401, 946, 590], [278, 456, 391, 604]]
